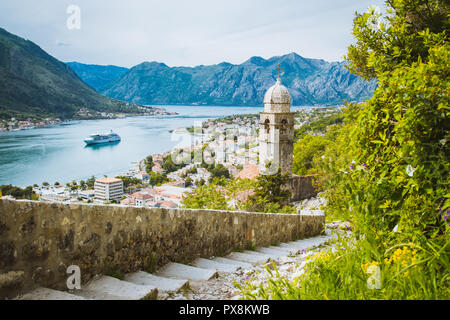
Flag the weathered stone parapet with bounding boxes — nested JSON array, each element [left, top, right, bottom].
[[0, 199, 324, 298]]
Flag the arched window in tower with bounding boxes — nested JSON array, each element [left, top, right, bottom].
[[264, 119, 270, 134], [280, 119, 287, 135]]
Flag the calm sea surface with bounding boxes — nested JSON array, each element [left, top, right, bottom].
[[0, 106, 261, 187]]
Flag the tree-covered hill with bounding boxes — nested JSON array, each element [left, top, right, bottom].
[[0, 27, 143, 120], [66, 62, 129, 93]]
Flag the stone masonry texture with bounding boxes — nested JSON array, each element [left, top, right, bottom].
[[0, 199, 324, 298]]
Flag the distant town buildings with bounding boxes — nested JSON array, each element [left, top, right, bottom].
[[21, 103, 338, 209], [0, 117, 61, 132], [120, 183, 192, 209], [94, 177, 124, 203]]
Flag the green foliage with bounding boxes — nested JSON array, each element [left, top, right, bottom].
[[196, 178, 206, 186], [182, 170, 296, 213], [209, 163, 230, 182], [345, 0, 449, 80], [181, 179, 230, 210], [144, 155, 154, 174], [294, 112, 343, 139], [237, 0, 450, 300], [322, 0, 450, 258], [149, 172, 168, 186], [188, 167, 198, 175], [103, 265, 124, 280], [292, 110, 345, 176], [293, 135, 329, 176], [185, 176, 193, 187], [86, 176, 96, 189], [115, 176, 141, 189], [0, 184, 35, 200], [0, 28, 144, 120], [247, 170, 294, 213], [162, 154, 187, 173], [237, 236, 450, 300], [323, 43, 450, 242], [145, 253, 159, 274]]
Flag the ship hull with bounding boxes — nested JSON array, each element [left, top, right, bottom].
[[84, 137, 121, 145]]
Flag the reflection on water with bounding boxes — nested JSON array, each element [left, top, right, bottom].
[[84, 141, 121, 150]]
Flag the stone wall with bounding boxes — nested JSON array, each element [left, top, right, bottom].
[[289, 175, 319, 202], [0, 199, 324, 298]]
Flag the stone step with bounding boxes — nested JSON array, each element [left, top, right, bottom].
[[226, 251, 271, 265], [73, 275, 158, 300], [124, 271, 189, 293], [278, 236, 333, 252], [267, 245, 295, 253], [212, 257, 253, 269], [256, 247, 290, 258], [156, 262, 218, 282], [278, 243, 302, 251], [293, 235, 332, 247], [279, 239, 316, 250], [191, 258, 240, 273], [16, 287, 88, 300]]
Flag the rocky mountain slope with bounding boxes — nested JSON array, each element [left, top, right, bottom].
[[71, 53, 377, 107], [0, 27, 142, 120], [66, 62, 129, 92]]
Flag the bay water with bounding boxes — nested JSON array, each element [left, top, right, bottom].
[[0, 106, 261, 187]]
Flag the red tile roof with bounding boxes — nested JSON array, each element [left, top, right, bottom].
[[96, 177, 122, 184], [160, 201, 178, 208], [236, 164, 260, 180]]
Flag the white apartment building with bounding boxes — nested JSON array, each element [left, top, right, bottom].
[[94, 178, 123, 203]]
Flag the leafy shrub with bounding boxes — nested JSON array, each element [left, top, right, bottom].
[[236, 0, 449, 300], [236, 235, 449, 300]]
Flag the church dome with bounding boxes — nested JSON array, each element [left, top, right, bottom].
[[264, 78, 291, 105]]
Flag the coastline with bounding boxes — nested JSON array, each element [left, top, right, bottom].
[[0, 108, 179, 134]]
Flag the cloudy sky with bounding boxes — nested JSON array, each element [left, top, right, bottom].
[[0, 0, 385, 68]]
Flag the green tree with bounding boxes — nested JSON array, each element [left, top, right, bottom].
[[162, 155, 184, 173], [189, 167, 198, 175], [0, 184, 36, 200], [209, 164, 230, 182], [145, 155, 154, 174], [149, 172, 168, 186], [329, 0, 450, 240], [196, 178, 206, 186], [293, 135, 328, 176], [345, 0, 449, 80], [181, 183, 229, 210], [236, 0, 450, 300], [185, 176, 193, 187], [246, 169, 294, 213], [86, 176, 96, 189], [115, 176, 141, 189]]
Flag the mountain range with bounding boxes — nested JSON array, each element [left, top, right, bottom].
[[0, 27, 143, 120], [0, 26, 377, 121], [69, 53, 377, 107]]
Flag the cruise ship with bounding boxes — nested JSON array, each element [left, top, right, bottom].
[[84, 130, 121, 145]]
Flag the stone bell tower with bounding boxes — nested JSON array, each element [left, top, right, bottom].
[[259, 66, 295, 176]]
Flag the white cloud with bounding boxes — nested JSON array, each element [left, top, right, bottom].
[[0, 0, 386, 67]]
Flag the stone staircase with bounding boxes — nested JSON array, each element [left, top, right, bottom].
[[16, 234, 334, 300]]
